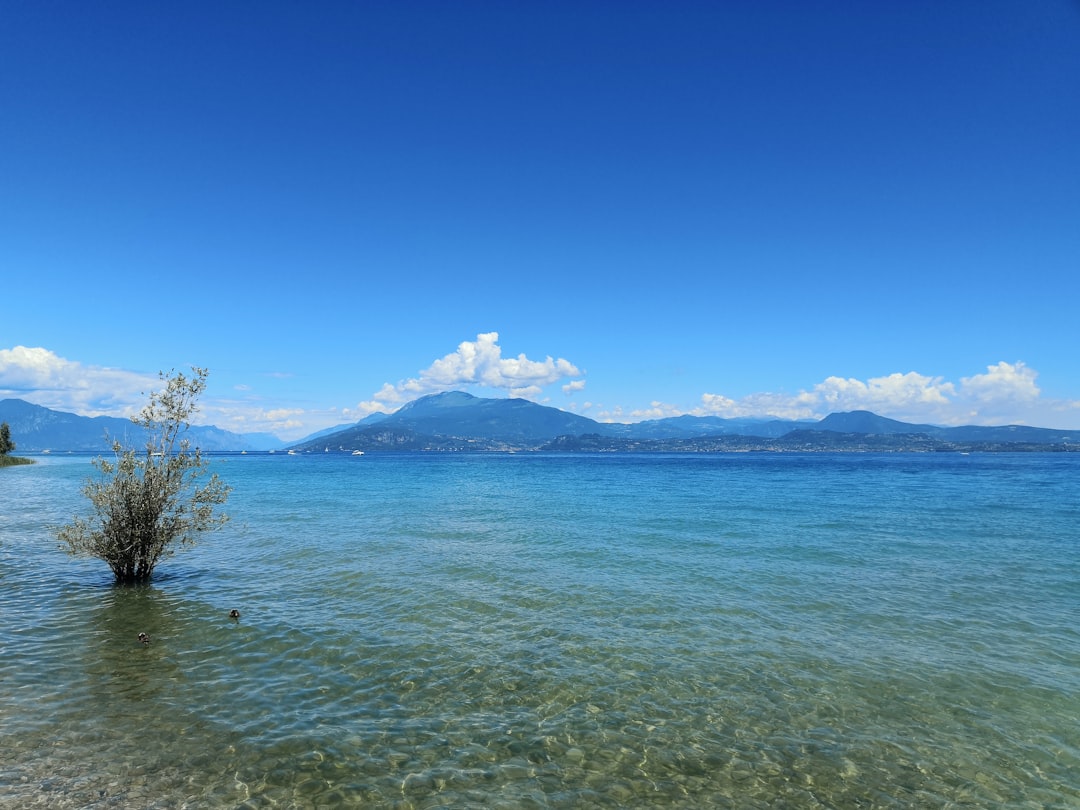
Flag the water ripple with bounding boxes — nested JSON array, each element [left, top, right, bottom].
[[2, 454, 1078, 807]]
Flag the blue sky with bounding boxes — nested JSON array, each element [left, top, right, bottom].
[[2, 1, 1078, 440]]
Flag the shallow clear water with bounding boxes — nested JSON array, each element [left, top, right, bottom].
[[2, 452, 1078, 808]]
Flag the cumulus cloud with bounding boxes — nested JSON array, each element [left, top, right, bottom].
[[811, 371, 956, 416], [353, 332, 583, 415], [693, 361, 1069, 427], [0, 346, 156, 417], [624, 401, 682, 421], [0, 346, 324, 440], [959, 361, 1039, 402], [950, 361, 1042, 425], [198, 400, 313, 437]]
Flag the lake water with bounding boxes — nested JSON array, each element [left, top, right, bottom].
[[1, 452, 1078, 808]]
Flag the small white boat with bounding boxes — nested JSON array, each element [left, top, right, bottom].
[[352, 450, 365, 456]]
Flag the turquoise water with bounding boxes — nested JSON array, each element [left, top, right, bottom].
[[2, 452, 1078, 808]]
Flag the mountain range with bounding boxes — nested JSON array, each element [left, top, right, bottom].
[[2, 392, 1076, 454], [0, 398, 281, 452], [289, 391, 1077, 453]]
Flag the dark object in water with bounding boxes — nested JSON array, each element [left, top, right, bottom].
[[229, 609, 240, 620], [137, 632, 151, 645]]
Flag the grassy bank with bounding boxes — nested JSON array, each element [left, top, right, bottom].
[[0, 456, 34, 467]]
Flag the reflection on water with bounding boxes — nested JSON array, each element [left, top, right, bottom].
[[1, 453, 1079, 808]]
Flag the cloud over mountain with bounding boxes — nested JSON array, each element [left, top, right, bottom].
[[0, 346, 154, 416], [352, 332, 584, 416], [694, 361, 1064, 427], [0, 346, 303, 438], [4, 343, 1077, 439]]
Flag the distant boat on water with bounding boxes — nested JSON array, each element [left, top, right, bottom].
[[352, 450, 364, 456]]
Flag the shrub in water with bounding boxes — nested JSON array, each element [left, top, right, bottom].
[[59, 367, 231, 584]]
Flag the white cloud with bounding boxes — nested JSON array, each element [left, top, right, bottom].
[[950, 361, 1042, 425], [959, 361, 1039, 402], [509, 384, 544, 399], [200, 401, 312, 437], [0, 346, 329, 441], [697, 390, 819, 421], [354, 332, 583, 415], [596, 405, 627, 422], [811, 371, 956, 417], [0, 346, 156, 417], [349, 383, 409, 417], [624, 401, 682, 421], [693, 361, 1075, 427]]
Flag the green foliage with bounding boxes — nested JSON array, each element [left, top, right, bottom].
[[59, 367, 231, 584], [0, 422, 28, 465]]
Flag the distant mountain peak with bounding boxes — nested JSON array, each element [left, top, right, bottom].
[[398, 391, 480, 412], [816, 410, 935, 434]]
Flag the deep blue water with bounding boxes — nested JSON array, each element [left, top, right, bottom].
[[2, 452, 1078, 808]]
